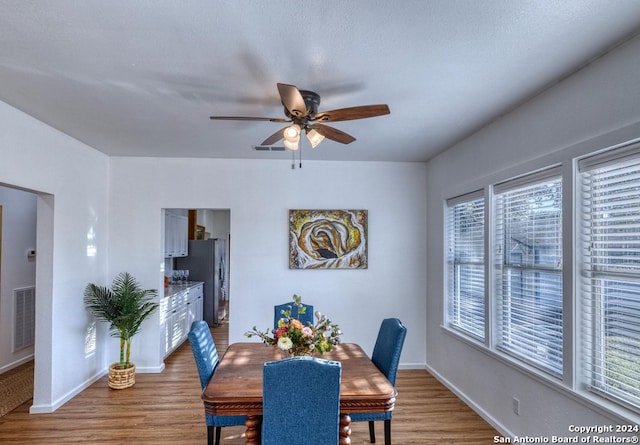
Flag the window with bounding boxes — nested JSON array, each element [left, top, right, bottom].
[[442, 141, 640, 416], [494, 171, 563, 376], [580, 146, 640, 411], [446, 193, 485, 340]]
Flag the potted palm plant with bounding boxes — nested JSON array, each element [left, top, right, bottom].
[[84, 272, 159, 389]]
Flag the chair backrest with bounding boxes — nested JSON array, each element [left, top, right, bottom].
[[371, 318, 407, 386], [188, 320, 220, 389], [273, 301, 315, 329], [262, 357, 341, 445]]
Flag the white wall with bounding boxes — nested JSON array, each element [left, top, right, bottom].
[[199, 209, 230, 239], [0, 186, 37, 372], [108, 157, 427, 370], [425, 34, 640, 436], [0, 101, 110, 413]]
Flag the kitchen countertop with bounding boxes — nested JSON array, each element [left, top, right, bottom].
[[164, 281, 204, 297]]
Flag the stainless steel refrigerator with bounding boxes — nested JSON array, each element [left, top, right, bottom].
[[176, 239, 228, 327]]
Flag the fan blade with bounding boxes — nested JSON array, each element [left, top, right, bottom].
[[310, 124, 356, 145], [277, 83, 307, 118], [209, 116, 290, 123], [313, 104, 390, 122], [261, 127, 286, 146]]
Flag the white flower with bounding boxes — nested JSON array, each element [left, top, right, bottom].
[[277, 336, 293, 351]]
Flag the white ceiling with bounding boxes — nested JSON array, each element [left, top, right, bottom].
[[1, 1, 640, 163]]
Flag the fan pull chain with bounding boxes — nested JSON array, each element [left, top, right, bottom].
[[290, 143, 303, 169]]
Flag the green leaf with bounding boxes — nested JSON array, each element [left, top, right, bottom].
[[84, 272, 159, 366]]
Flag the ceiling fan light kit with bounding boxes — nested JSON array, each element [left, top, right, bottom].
[[305, 128, 324, 148], [284, 124, 301, 140], [283, 139, 299, 151], [283, 124, 300, 150], [209, 83, 390, 151]]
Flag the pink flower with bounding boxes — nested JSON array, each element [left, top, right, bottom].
[[302, 327, 313, 337], [274, 327, 288, 339]]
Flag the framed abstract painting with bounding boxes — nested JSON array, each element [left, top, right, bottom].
[[289, 209, 368, 269]]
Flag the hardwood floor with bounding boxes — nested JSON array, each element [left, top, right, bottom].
[[0, 321, 498, 444]]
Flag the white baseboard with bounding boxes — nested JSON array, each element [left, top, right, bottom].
[[135, 363, 165, 373], [399, 362, 427, 370], [29, 369, 108, 414], [0, 354, 34, 374]]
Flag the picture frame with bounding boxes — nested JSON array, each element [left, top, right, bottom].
[[289, 209, 368, 269]]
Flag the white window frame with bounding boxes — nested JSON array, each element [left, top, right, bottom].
[[446, 191, 486, 341], [578, 143, 640, 413], [441, 138, 640, 420], [493, 167, 564, 377]]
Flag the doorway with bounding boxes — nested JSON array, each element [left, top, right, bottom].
[[0, 185, 38, 416], [164, 208, 231, 326]]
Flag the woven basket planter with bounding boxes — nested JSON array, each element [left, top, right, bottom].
[[108, 363, 136, 390]]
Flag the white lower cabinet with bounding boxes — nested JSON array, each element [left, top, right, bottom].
[[161, 282, 204, 358], [187, 284, 203, 330], [169, 304, 188, 353]]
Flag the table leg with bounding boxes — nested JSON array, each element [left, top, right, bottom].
[[245, 415, 261, 445], [339, 414, 352, 445]]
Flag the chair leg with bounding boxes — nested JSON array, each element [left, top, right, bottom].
[[368, 420, 376, 443], [207, 426, 214, 445], [215, 426, 222, 445], [384, 419, 391, 445]]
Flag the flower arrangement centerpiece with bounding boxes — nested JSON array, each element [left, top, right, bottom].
[[245, 294, 341, 357]]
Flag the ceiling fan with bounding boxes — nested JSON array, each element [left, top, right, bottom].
[[209, 83, 390, 150]]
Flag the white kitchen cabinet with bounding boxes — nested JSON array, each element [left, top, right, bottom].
[[170, 304, 188, 351], [161, 282, 204, 358], [187, 283, 203, 328], [164, 210, 188, 258]]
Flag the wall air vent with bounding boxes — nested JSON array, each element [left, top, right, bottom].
[[252, 146, 286, 152], [14, 286, 35, 351]]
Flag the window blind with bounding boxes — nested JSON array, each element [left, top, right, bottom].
[[580, 150, 640, 412], [447, 195, 485, 340], [495, 176, 563, 375]]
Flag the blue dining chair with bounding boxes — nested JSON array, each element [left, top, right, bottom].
[[262, 356, 342, 445], [188, 320, 247, 445], [274, 301, 314, 329], [350, 318, 407, 445]]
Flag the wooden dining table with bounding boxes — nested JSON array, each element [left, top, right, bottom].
[[202, 342, 397, 445]]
